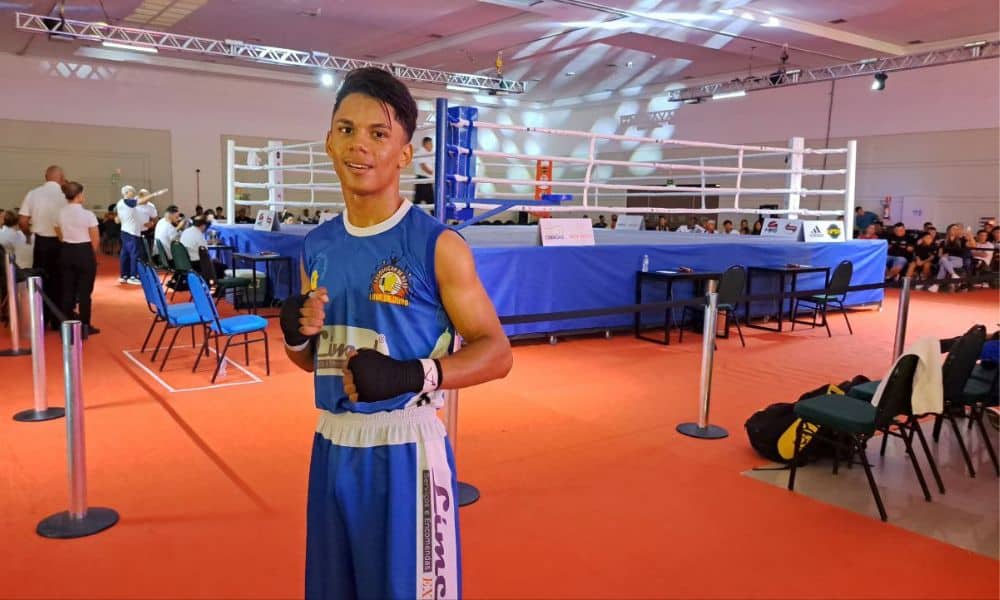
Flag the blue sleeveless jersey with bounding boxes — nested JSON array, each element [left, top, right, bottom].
[[301, 201, 454, 414]]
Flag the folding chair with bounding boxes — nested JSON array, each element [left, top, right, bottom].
[[788, 354, 924, 521], [187, 272, 270, 384], [136, 261, 206, 369], [169, 240, 194, 300], [197, 246, 250, 309], [791, 260, 854, 337], [679, 265, 747, 347]]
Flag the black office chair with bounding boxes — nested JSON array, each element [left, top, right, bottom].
[[679, 265, 746, 347], [791, 260, 853, 337]]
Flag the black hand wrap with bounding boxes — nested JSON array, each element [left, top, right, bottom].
[[280, 293, 314, 347], [347, 349, 438, 403]]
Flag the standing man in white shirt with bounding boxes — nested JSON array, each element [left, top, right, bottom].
[[54, 181, 100, 338], [137, 189, 158, 261], [19, 165, 67, 325], [115, 185, 147, 285], [154, 205, 184, 264], [413, 136, 434, 206]]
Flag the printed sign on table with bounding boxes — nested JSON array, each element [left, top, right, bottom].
[[760, 218, 803, 241], [614, 215, 644, 231], [254, 209, 279, 231], [803, 220, 846, 242], [539, 218, 595, 247]]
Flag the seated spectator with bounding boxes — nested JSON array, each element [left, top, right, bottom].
[[154, 205, 185, 263], [858, 224, 878, 240], [723, 220, 739, 235], [610, 214, 618, 230], [971, 229, 995, 275], [751, 220, 763, 235], [676, 216, 704, 233], [872, 221, 886, 238], [703, 219, 717, 234], [655, 215, 669, 231], [594, 215, 608, 229], [0, 209, 33, 269], [927, 224, 970, 292], [180, 217, 220, 273], [214, 206, 226, 221], [203, 209, 217, 223], [854, 206, 878, 234], [908, 232, 937, 286], [234, 207, 255, 224], [885, 222, 913, 281], [739, 219, 750, 235]]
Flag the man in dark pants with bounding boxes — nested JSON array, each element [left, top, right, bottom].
[[19, 165, 67, 327], [413, 136, 434, 205]]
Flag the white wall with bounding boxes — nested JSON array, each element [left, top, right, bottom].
[[0, 50, 996, 224]]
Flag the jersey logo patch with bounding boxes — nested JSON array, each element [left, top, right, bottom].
[[370, 259, 410, 307]]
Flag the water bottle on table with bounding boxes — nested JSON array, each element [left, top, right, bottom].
[[641, 254, 649, 273]]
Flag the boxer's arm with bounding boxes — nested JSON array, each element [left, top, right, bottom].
[[284, 259, 322, 372], [433, 230, 512, 389]]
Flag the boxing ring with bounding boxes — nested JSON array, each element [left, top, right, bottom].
[[217, 99, 884, 337]]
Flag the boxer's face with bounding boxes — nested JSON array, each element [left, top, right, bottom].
[[327, 93, 412, 198]]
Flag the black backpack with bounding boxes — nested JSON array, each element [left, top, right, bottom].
[[745, 376, 871, 464]]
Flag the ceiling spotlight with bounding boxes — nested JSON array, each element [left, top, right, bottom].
[[565, 71, 576, 77], [320, 72, 335, 87], [871, 72, 887, 91]]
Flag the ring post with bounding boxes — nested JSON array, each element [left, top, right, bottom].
[[37, 321, 119, 538], [892, 276, 912, 360], [434, 97, 448, 222], [0, 250, 30, 356], [225, 139, 236, 225], [444, 335, 480, 507], [14, 276, 64, 422], [844, 140, 858, 240], [677, 281, 728, 439]]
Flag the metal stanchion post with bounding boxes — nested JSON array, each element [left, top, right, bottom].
[[0, 251, 30, 356], [677, 281, 728, 439], [892, 276, 912, 360], [445, 335, 480, 507], [37, 321, 119, 539], [13, 276, 64, 422]]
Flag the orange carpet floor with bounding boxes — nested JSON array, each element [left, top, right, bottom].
[[1, 255, 997, 599]]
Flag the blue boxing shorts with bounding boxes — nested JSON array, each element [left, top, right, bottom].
[[305, 406, 461, 600]]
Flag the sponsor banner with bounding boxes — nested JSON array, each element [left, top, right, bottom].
[[804, 220, 846, 242], [760, 218, 804, 241]]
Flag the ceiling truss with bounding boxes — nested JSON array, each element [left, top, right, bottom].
[[14, 12, 527, 93]]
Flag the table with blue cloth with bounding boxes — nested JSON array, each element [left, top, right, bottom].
[[212, 224, 886, 337]]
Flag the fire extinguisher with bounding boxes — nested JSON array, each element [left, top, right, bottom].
[[881, 196, 892, 220]]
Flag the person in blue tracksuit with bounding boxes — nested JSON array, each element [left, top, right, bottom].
[[280, 67, 512, 600]]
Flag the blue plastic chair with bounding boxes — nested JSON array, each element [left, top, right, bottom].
[[137, 262, 205, 367], [187, 271, 270, 383]]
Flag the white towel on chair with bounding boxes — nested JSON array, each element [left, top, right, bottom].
[[871, 337, 943, 414]]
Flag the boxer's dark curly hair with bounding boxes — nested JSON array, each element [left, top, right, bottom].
[[333, 67, 418, 142]]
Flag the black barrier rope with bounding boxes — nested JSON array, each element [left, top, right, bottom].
[[498, 271, 998, 326], [38, 288, 71, 325]]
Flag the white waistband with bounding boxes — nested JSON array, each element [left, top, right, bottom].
[[316, 406, 446, 448]]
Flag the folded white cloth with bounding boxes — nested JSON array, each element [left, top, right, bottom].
[[872, 337, 943, 415]]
